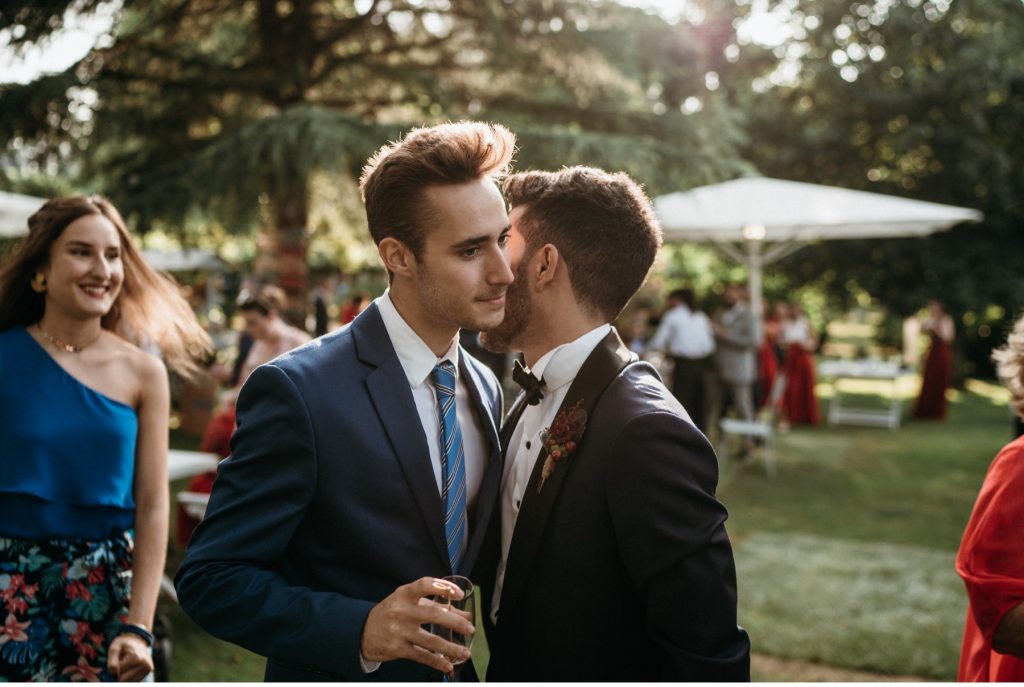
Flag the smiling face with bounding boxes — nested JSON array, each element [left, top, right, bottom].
[[41, 213, 124, 320], [405, 177, 513, 343]]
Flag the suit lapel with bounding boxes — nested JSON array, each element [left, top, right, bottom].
[[355, 305, 449, 568], [498, 330, 635, 616], [457, 352, 503, 576]]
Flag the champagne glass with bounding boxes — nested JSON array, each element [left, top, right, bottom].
[[428, 575, 476, 674]]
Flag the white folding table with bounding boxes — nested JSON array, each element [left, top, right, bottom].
[[818, 359, 905, 429]]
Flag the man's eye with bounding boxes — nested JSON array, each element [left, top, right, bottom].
[[498, 233, 510, 246], [463, 247, 481, 258]]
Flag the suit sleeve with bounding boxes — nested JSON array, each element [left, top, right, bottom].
[[605, 410, 751, 680], [174, 363, 375, 680]]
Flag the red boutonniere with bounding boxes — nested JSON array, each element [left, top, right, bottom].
[[538, 400, 588, 493]]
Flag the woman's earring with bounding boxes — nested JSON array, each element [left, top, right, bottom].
[[30, 273, 47, 293]]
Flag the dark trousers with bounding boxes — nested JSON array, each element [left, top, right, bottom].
[[671, 355, 711, 433]]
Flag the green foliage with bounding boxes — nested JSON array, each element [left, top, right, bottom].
[[0, 1, 109, 46], [742, 0, 1024, 376], [1, 0, 756, 306]]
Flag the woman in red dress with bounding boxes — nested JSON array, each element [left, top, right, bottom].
[[779, 303, 819, 426], [913, 299, 955, 420], [956, 313, 1024, 681], [757, 302, 783, 408]]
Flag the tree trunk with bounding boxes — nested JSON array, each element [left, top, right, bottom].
[[253, 190, 310, 329]]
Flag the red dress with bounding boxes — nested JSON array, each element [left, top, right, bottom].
[[757, 320, 780, 408], [913, 333, 953, 419], [781, 343, 819, 425], [956, 436, 1024, 681], [174, 406, 235, 547]]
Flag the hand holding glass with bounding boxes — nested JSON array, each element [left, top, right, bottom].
[[428, 575, 475, 672]]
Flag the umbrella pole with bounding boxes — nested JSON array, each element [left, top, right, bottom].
[[747, 237, 764, 344]]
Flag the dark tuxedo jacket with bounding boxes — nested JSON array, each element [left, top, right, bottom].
[[175, 304, 503, 681], [480, 330, 750, 681]]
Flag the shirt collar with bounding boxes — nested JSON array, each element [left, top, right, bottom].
[[530, 324, 611, 393], [375, 290, 460, 388]]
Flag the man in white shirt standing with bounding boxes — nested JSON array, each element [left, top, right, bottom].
[[176, 122, 515, 681], [478, 166, 750, 681], [647, 287, 716, 433]]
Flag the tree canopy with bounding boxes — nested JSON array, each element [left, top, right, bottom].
[[0, 0, 753, 302]]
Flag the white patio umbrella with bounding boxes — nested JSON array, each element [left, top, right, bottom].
[[653, 176, 983, 323], [0, 190, 46, 238]]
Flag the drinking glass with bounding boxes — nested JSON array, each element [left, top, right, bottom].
[[428, 575, 476, 670]]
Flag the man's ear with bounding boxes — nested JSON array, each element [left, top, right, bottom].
[[534, 243, 560, 291], [378, 237, 416, 277]]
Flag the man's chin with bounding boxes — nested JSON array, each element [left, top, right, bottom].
[[479, 327, 517, 354]]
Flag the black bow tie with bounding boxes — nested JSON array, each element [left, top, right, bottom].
[[512, 359, 545, 406]]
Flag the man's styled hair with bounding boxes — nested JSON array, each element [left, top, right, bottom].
[[359, 121, 516, 258], [503, 166, 663, 321]]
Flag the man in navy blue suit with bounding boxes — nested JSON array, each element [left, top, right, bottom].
[[175, 122, 516, 681]]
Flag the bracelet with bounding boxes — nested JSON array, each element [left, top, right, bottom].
[[117, 623, 154, 647]]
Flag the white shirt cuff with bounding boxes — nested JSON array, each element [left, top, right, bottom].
[[359, 654, 381, 674]]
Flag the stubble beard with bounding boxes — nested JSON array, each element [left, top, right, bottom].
[[480, 263, 531, 354]]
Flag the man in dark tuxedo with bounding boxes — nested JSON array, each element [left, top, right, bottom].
[[479, 167, 751, 681], [175, 122, 516, 681]]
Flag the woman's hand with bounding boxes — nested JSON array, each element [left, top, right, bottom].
[[107, 633, 154, 681]]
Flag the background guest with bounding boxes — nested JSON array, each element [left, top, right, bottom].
[[710, 283, 761, 454], [340, 291, 369, 325], [647, 287, 716, 432], [779, 302, 819, 427], [757, 301, 783, 408], [313, 276, 333, 337], [913, 299, 955, 420], [174, 388, 237, 548], [232, 284, 311, 387], [0, 195, 210, 681]]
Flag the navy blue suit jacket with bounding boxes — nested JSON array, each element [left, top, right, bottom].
[[175, 304, 503, 681]]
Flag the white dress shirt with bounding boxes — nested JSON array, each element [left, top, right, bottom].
[[490, 324, 611, 622], [648, 304, 715, 358]]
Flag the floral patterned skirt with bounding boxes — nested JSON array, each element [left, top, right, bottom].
[[0, 532, 133, 682]]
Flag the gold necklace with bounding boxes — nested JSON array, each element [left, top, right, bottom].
[[37, 324, 101, 354]]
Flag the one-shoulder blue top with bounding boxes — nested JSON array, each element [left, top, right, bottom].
[[0, 326, 138, 540]]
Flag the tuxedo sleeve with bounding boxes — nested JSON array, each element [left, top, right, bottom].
[[605, 410, 751, 681], [174, 363, 375, 680]]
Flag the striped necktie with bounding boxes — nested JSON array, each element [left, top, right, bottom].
[[431, 361, 468, 571]]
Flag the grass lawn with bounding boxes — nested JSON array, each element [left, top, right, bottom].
[[717, 377, 1012, 680], [163, 377, 1012, 681]]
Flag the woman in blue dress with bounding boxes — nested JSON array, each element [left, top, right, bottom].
[[0, 196, 211, 681]]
